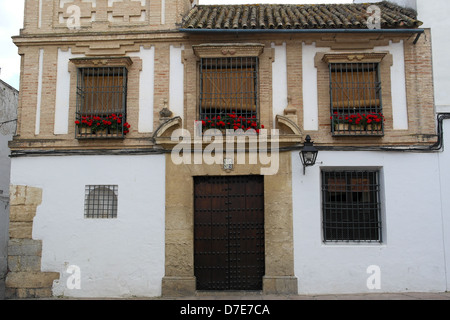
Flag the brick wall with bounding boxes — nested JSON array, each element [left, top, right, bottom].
[[11, 28, 436, 152], [21, 0, 193, 35]]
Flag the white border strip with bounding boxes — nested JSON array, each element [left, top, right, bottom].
[[35, 49, 44, 135]]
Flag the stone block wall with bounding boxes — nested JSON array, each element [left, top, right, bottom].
[[5, 186, 59, 299]]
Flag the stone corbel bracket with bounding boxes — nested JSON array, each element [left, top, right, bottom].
[[276, 115, 303, 145], [152, 116, 183, 147]]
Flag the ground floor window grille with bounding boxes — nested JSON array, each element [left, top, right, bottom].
[[84, 185, 118, 219], [322, 170, 382, 242], [199, 57, 260, 131], [75, 67, 128, 139], [330, 63, 384, 136]]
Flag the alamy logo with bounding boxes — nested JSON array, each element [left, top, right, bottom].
[[66, 265, 81, 290], [66, 5, 81, 30], [366, 265, 381, 290], [367, 5, 382, 30], [171, 122, 280, 176]]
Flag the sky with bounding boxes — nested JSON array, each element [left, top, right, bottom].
[[0, 0, 352, 91]]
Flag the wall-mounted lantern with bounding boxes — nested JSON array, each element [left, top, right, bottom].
[[300, 135, 318, 175]]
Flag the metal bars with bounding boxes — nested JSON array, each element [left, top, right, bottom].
[[330, 63, 384, 136], [321, 170, 382, 243], [75, 67, 128, 139], [84, 185, 118, 219], [199, 57, 259, 130]]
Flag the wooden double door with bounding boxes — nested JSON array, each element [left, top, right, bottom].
[[194, 175, 265, 291]]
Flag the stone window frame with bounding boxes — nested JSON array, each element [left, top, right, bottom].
[[70, 57, 133, 139]]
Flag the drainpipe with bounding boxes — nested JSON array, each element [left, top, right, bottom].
[[277, 113, 450, 153]]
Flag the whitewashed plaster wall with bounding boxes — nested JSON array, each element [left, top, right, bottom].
[[10, 154, 166, 298], [292, 149, 446, 294], [170, 45, 185, 121], [438, 119, 450, 291]]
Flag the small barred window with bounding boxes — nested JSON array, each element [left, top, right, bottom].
[[322, 170, 382, 243], [84, 185, 118, 219]]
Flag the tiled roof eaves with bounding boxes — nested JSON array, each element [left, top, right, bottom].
[[181, 1, 423, 31]]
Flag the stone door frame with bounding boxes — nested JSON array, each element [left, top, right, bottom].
[[161, 151, 298, 296]]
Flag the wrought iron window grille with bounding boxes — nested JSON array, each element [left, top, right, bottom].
[[199, 57, 261, 134], [321, 170, 382, 243], [329, 63, 384, 137], [84, 185, 118, 219], [75, 66, 128, 139]]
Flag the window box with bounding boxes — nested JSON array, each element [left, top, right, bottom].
[[331, 112, 385, 136], [75, 114, 131, 139]]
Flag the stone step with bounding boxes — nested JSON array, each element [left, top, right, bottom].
[[6, 272, 59, 289]]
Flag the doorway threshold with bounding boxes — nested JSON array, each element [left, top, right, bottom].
[[196, 291, 263, 297]]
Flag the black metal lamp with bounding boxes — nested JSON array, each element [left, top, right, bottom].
[[300, 135, 318, 175]]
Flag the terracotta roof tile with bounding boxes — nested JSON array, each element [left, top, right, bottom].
[[182, 1, 422, 30]]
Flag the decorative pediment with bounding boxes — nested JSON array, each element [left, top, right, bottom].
[[70, 56, 133, 68], [322, 52, 388, 64], [193, 43, 265, 58]]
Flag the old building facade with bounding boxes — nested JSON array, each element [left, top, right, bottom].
[[5, 0, 448, 298], [0, 79, 18, 299]]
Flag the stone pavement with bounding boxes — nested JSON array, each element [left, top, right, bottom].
[[4, 290, 450, 300], [156, 291, 450, 300]]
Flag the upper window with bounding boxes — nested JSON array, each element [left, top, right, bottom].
[[71, 57, 132, 139], [323, 53, 387, 137], [193, 44, 264, 133], [199, 57, 259, 131], [322, 170, 382, 243]]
